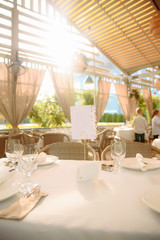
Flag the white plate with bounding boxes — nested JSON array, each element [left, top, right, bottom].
[[142, 187, 160, 214], [0, 165, 12, 184], [121, 158, 160, 171], [0, 178, 19, 202], [38, 155, 58, 166]]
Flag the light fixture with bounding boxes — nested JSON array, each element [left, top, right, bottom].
[[150, 11, 160, 38], [85, 75, 93, 84]]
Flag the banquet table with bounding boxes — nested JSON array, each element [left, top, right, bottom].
[[114, 126, 150, 141], [0, 159, 160, 240]]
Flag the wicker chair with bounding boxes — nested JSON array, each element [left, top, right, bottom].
[[39, 142, 97, 160], [101, 141, 160, 160], [125, 142, 152, 158], [0, 135, 9, 158], [9, 133, 25, 145], [88, 128, 116, 160], [42, 132, 70, 147], [101, 145, 112, 161], [22, 132, 40, 145]]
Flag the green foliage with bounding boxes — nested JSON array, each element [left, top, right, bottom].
[[29, 95, 66, 127], [5, 122, 12, 129], [129, 89, 140, 101], [100, 113, 125, 123], [117, 113, 125, 123], [152, 95, 159, 110], [112, 113, 118, 122], [138, 94, 148, 120], [77, 90, 94, 105], [105, 113, 112, 122]]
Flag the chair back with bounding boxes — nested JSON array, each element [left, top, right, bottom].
[[42, 133, 70, 147], [0, 135, 9, 158], [99, 129, 116, 154], [125, 142, 152, 158], [39, 142, 96, 160], [101, 145, 112, 161], [9, 133, 25, 145], [22, 132, 40, 145], [102, 141, 152, 160]]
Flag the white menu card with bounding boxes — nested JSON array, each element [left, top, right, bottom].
[[70, 105, 97, 140]]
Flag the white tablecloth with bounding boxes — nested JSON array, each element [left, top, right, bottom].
[[114, 127, 149, 141], [114, 127, 135, 140], [152, 139, 160, 149], [0, 160, 160, 240]]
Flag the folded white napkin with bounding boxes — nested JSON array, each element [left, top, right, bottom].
[[76, 162, 100, 182], [37, 152, 47, 164], [136, 153, 148, 171]]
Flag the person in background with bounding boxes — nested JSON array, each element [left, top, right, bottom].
[[152, 109, 160, 139], [132, 107, 147, 143]]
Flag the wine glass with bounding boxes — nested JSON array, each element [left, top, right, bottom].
[[5, 139, 22, 168], [111, 139, 126, 174], [18, 144, 38, 195]]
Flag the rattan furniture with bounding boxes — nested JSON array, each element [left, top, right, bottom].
[[39, 141, 97, 160], [42, 133, 70, 147]]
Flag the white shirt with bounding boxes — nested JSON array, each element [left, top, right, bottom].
[[132, 114, 147, 134], [152, 115, 160, 136]]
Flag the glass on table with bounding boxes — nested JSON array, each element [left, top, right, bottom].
[[111, 139, 126, 174], [5, 139, 23, 168], [18, 144, 39, 196]]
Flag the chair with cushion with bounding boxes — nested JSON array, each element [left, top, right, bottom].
[[42, 132, 70, 147], [39, 142, 97, 160]]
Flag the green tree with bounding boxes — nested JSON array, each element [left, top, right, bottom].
[[152, 95, 159, 110], [105, 113, 112, 122], [117, 113, 125, 123], [79, 89, 94, 105], [29, 95, 66, 127], [112, 113, 118, 122]]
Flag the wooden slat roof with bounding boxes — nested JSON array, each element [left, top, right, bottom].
[[51, 0, 160, 75]]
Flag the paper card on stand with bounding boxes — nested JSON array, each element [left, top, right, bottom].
[[70, 105, 97, 140]]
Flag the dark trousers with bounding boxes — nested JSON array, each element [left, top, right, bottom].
[[153, 135, 159, 139], [135, 133, 145, 143]]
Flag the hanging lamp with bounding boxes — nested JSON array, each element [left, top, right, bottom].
[[85, 76, 93, 84]]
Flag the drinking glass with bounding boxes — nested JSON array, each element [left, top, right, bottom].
[[18, 144, 38, 195], [5, 139, 22, 168], [111, 139, 126, 173]]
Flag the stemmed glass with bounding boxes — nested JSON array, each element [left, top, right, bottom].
[[18, 144, 38, 195], [5, 139, 23, 168], [111, 139, 126, 173]]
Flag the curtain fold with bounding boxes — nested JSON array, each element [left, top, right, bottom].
[[142, 89, 153, 124], [49, 70, 75, 122], [0, 63, 45, 133], [114, 83, 140, 122], [96, 79, 111, 122]]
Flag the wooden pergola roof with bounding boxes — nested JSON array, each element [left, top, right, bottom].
[[51, 0, 160, 76]]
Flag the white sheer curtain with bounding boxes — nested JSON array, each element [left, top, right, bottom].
[[142, 89, 153, 124], [49, 70, 75, 122], [114, 83, 140, 122], [0, 63, 45, 133], [96, 79, 111, 122]]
